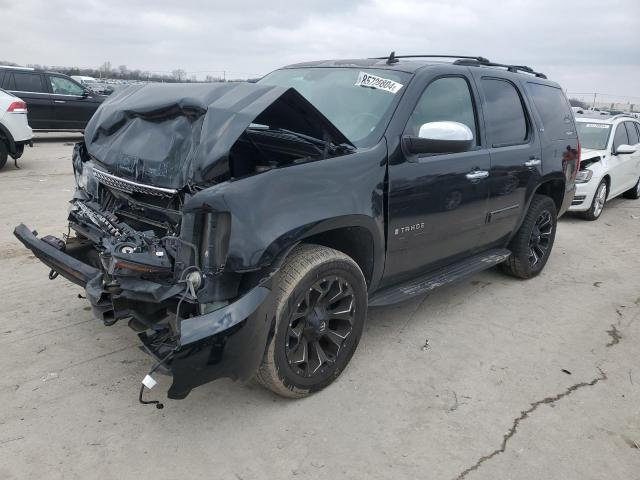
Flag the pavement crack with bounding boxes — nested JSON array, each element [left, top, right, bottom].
[[606, 324, 622, 347], [397, 293, 429, 338], [453, 368, 607, 480]]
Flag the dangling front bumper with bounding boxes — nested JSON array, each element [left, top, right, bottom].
[[13, 223, 276, 399]]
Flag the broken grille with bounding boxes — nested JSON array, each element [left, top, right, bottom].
[[93, 169, 178, 198]]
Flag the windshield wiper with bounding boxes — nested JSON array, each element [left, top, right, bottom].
[[247, 126, 355, 156]]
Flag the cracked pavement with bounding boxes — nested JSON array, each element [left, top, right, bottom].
[[1, 135, 639, 479]]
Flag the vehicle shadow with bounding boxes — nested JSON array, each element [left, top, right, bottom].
[[180, 267, 506, 411], [33, 133, 83, 144]]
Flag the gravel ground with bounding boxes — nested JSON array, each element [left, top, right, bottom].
[[1, 135, 639, 480]]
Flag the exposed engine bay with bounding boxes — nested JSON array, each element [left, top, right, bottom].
[[13, 81, 356, 400]]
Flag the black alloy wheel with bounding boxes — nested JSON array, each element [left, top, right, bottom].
[[500, 194, 557, 279], [285, 276, 355, 379], [528, 210, 553, 268], [255, 244, 367, 398]]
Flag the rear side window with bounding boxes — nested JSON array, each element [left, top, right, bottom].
[[613, 123, 629, 151], [480, 79, 528, 147], [624, 122, 639, 144], [525, 82, 574, 139], [13, 73, 45, 93]]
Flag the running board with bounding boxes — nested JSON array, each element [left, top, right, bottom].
[[368, 249, 511, 307]]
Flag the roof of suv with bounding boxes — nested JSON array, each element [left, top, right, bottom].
[[282, 54, 555, 83], [575, 114, 639, 124]]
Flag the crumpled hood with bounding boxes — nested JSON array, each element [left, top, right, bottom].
[[83, 82, 353, 189], [580, 148, 606, 161]]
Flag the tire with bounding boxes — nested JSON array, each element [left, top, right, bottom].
[[255, 244, 367, 398], [0, 140, 8, 170], [500, 194, 557, 279], [580, 179, 608, 220], [622, 177, 640, 200]]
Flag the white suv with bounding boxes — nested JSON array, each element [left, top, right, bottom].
[[0, 87, 33, 169], [571, 115, 640, 219]]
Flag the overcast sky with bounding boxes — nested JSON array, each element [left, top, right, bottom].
[[2, 0, 639, 102]]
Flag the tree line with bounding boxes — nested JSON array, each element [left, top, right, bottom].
[[0, 60, 228, 83]]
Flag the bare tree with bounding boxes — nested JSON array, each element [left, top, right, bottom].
[[99, 61, 112, 78], [172, 69, 186, 81]]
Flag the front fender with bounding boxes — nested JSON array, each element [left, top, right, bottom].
[[184, 142, 388, 273]]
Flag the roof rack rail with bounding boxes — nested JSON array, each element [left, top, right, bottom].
[[374, 53, 491, 65], [453, 58, 547, 79], [373, 53, 547, 79]]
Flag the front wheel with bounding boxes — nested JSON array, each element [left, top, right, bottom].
[[255, 244, 367, 398], [623, 177, 640, 200], [580, 180, 608, 220], [500, 194, 557, 279]]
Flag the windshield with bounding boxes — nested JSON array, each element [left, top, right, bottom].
[[576, 122, 612, 150], [258, 67, 410, 147]]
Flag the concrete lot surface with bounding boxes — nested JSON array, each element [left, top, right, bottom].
[[1, 136, 639, 479]]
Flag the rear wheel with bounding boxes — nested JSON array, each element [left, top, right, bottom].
[[0, 140, 8, 170], [501, 195, 557, 279], [255, 244, 367, 398], [580, 180, 608, 220], [623, 177, 640, 200]]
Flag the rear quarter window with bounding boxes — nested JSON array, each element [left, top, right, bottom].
[[13, 72, 46, 93], [525, 82, 575, 140]]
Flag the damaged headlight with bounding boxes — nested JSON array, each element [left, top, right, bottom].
[[201, 212, 231, 273], [75, 162, 92, 190], [575, 169, 593, 184]]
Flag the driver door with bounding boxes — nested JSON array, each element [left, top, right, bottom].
[[47, 74, 94, 130], [385, 75, 491, 285]]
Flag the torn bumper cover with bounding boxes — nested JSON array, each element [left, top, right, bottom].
[[14, 224, 276, 399]]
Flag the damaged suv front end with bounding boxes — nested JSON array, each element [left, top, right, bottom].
[[14, 81, 360, 399]]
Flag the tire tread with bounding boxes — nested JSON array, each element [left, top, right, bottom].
[[255, 244, 364, 398]]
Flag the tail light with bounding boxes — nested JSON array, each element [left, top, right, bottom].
[[7, 101, 28, 113]]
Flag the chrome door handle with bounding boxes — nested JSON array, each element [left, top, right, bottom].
[[524, 158, 541, 167], [54, 100, 66, 104], [466, 170, 489, 181]]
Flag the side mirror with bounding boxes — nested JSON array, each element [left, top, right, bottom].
[[615, 144, 636, 155], [81, 89, 90, 98], [404, 121, 473, 155]]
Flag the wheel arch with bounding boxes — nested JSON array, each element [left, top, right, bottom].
[[260, 215, 385, 292], [0, 122, 16, 154], [533, 177, 565, 212]]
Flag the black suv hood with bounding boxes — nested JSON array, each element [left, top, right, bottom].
[[83, 82, 353, 189]]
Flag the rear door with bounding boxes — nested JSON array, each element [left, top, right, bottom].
[[471, 73, 541, 247], [46, 74, 97, 129], [3, 71, 53, 129]]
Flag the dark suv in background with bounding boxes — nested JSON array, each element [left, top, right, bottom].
[[15, 54, 579, 402], [0, 66, 106, 131]]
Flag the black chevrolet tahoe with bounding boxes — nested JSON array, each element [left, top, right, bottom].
[[14, 54, 579, 401]]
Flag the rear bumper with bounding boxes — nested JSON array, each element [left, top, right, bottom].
[[558, 182, 577, 217], [13, 223, 276, 399]]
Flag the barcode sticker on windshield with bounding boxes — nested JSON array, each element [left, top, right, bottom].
[[585, 124, 609, 128], [354, 72, 403, 94]]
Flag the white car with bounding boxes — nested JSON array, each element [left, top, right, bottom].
[[0, 88, 33, 169], [571, 115, 640, 219]]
